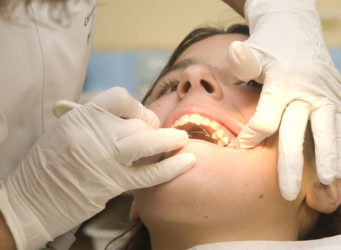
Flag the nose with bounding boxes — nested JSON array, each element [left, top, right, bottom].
[[176, 64, 223, 100]]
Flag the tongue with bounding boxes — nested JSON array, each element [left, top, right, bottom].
[[186, 126, 216, 144]]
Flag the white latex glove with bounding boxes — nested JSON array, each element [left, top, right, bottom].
[[228, 0, 341, 200], [0, 87, 195, 250]]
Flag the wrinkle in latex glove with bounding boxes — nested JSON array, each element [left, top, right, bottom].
[[2, 87, 195, 250], [229, 0, 341, 200]]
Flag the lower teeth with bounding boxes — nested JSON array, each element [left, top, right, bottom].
[[177, 125, 231, 147], [188, 128, 217, 144]]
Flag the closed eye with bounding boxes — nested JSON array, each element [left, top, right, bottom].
[[237, 80, 262, 89], [154, 77, 180, 98]]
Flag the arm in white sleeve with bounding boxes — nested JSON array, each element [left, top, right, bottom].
[[221, 0, 246, 16]]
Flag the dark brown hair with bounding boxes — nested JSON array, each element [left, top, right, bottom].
[[303, 208, 341, 240], [109, 24, 341, 249]]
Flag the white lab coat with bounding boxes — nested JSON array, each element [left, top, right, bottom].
[[0, 0, 97, 248]]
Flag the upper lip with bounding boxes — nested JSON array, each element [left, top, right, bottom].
[[163, 104, 244, 137]]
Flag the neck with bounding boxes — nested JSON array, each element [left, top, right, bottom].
[[148, 219, 299, 250]]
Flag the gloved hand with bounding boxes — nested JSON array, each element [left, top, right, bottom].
[[0, 87, 195, 250], [228, 0, 341, 200]]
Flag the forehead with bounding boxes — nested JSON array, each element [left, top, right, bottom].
[[176, 33, 248, 64]]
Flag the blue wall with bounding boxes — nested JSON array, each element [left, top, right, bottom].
[[330, 48, 341, 72], [83, 51, 171, 99]]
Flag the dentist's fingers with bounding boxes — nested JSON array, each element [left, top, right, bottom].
[[337, 113, 341, 178], [125, 153, 195, 189], [310, 104, 338, 184], [117, 128, 189, 164], [236, 79, 285, 148], [229, 41, 262, 82], [53, 100, 82, 118], [89, 87, 160, 129], [278, 100, 309, 201]]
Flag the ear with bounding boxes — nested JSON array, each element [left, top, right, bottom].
[[306, 179, 341, 214], [129, 200, 140, 222]]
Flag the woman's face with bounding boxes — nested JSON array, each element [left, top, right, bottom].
[[134, 34, 304, 242]]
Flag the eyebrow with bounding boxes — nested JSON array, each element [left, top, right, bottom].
[[158, 58, 198, 80]]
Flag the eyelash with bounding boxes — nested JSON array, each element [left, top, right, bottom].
[[155, 77, 180, 98]]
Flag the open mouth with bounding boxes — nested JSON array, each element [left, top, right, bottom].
[[171, 113, 233, 147]]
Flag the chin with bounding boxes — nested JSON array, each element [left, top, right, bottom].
[[134, 139, 277, 228]]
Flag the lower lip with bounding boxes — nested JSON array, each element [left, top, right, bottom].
[[159, 139, 224, 161], [188, 138, 230, 148]]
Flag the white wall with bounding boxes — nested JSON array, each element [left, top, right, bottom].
[[91, 0, 244, 50], [91, 0, 341, 50]]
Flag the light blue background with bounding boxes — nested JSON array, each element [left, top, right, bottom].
[[83, 51, 171, 100], [83, 48, 341, 99]]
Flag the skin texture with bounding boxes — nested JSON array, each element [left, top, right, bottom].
[[0, 212, 16, 250], [222, 0, 246, 16], [132, 34, 326, 250]]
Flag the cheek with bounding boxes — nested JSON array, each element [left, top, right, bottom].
[[225, 88, 260, 121], [147, 94, 177, 125]]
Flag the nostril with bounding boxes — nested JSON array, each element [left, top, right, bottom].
[[200, 80, 214, 93], [183, 82, 191, 93]]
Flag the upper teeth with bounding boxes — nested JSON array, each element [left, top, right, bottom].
[[171, 113, 230, 146]]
